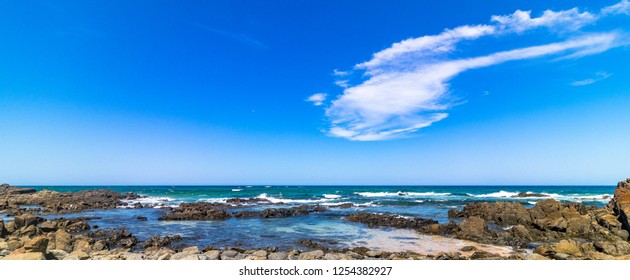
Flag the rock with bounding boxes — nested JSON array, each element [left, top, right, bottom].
[[609, 179, 630, 232], [170, 252, 200, 260], [142, 234, 182, 248], [73, 239, 92, 253], [460, 246, 478, 252], [469, 250, 502, 260], [3, 252, 46, 260], [0, 241, 7, 250], [0, 249, 10, 256], [449, 202, 531, 225], [268, 252, 288, 260], [39, 220, 58, 232], [19, 225, 41, 238], [64, 250, 90, 260], [7, 239, 24, 251], [0, 219, 6, 237], [123, 252, 144, 260], [158, 202, 231, 220], [323, 252, 352, 260], [221, 250, 239, 259], [204, 250, 221, 260], [48, 249, 69, 260], [54, 229, 73, 252], [346, 213, 437, 229], [457, 217, 489, 240], [23, 236, 49, 253], [181, 246, 201, 254], [366, 250, 383, 257], [136, 216, 147, 221], [87, 228, 137, 249], [525, 253, 550, 260], [0, 185, 36, 195], [614, 229, 629, 241], [236, 205, 327, 219], [299, 250, 325, 260], [250, 250, 268, 258]]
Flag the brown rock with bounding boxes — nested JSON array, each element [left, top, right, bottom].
[[609, 179, 630, 232], [23, 236, 49, 253], [457, 217, 488, 240], [54, 229, 73, 252], [3, 252, 46, 260]]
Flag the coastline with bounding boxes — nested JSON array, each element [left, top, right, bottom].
[[1, 180, 630, 260]]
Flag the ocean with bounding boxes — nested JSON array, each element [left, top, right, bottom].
[[2, 185, 615, 252]]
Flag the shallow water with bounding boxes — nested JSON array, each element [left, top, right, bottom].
[[8, 185, 616, 251]]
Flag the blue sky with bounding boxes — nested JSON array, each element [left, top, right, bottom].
[[1, 0, 629, 185]]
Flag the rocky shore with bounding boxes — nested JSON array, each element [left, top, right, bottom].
[[1, 179, 630, 260]]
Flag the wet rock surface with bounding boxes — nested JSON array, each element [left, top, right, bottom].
[[346, 213, 438, 229], [1, 184, 141, 215], [158, 202, 327, 220]]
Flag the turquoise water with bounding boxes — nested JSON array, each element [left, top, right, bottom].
[[7, 185, 616, 251]]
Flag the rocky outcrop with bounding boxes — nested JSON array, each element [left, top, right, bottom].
[[159, 202, 327, 220], [0, 184, 141, 214], [158, 202, 231, 220], [346, 213, 438, 229], [233, 205, 327, 218], [609, 178, 630, 232], [142, 234, 182, 248]]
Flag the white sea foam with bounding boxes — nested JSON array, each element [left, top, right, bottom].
[[256, 193, 335, 204], [468, 191, 613, 203], [414, 200, 424, 203], [232, 189, 242, 192], [323, 194, 342, 199], [354, 191, 450, 197], [119, 196, 176, 208], [468, 191, 520, 198]]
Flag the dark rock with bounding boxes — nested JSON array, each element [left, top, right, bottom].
[[460, 246, 477, 252], [233, 205, 327, 219], [142, 234, 182, 248], [346, 213, 437, 229], [0, 219, 6, 238], [158, 202, 231, 220], [136, 216, 148, 221], [469, 250, 502, 260], [328, 203, 355, 209], [449, 202, 531, 225], [13, 213, 43, 228], [88, 228, 138, 249], [0, 184, 36, 195]]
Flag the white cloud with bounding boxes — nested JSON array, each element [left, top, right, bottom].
[[316, 2, 630, 141], [571, 72, 613, 86], [491, 8, 597, 33], [306, 93, 328, 106], [326, 33, 621, 141], [335, 80, 350, 88], [333, 69, 351, 76], [356, 24, 496, 73], [603, 0, 630, 15]]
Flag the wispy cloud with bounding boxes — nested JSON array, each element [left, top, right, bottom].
[[571, 72, 613, 86], [333, 69, 351, 76], [195, 24, 266, 48], [313, 1, 629, 141], [306, 93, 327, 106], [602, 0, 630, 15]]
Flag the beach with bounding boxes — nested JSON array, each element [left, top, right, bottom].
[[1, 180, 629, 260]]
